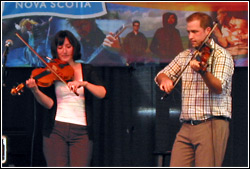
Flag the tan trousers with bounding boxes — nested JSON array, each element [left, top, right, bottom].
[[170, 119, 229, 167]]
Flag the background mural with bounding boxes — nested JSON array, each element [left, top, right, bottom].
[[2, 2, 248, 67]]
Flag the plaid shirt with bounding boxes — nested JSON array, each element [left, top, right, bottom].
[[155, 39, 234, 121]]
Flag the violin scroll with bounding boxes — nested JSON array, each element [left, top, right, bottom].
[[11, 83, 25, 96]]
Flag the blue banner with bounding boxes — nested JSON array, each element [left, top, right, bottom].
[[2, 2, 107, 19]]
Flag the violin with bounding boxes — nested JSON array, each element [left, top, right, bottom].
[[195, 43, 213, 73], [11, 33, 78, 96], [11, 59, 74, 95], [161, 22, 217, 100]]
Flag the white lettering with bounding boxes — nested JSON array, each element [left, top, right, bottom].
[[57, 2, 64, 8], [50, 2, 56, 8], [34, 2, 40, 8], [16, 2, 23, 8], [15, 2, 92, 10], [15, 2, 47, 9], [65, 2, 74, 8], [39, 2, 47, 8], [25, 2, 33, 8], [84, 2, 91, 8]]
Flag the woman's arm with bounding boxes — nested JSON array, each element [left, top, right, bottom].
[[26, 78, 54, 109]]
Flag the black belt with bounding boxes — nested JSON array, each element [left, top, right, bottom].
[[182, 116, 230, 125]]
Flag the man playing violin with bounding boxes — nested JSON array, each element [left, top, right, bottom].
[[155, 12, 234, 167]]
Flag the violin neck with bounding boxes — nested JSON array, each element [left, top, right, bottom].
[[198, 23, 218, 51]]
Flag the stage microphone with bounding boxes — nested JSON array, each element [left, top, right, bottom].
[[3, 39, 13, 87], [5, 39, 13, 47]]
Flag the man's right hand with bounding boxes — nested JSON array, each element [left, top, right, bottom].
[[157, 73, 174, 94]]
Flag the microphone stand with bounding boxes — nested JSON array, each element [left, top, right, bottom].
[[2, 45, 10, 87]]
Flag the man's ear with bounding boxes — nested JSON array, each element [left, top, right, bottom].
[[205, 27, 212, 35]]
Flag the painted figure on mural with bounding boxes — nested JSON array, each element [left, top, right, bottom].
[[213, 8, 248, 66], [15, 17, 53, 67], [122, 20, 148, 64], [68, 19, 126, 66], [67, 19, 106, 63], [150, 12, 183, 63]]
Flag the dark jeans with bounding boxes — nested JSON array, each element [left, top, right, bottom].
[[43, 121, 93, 167]]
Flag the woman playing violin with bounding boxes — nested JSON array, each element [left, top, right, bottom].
[[26, 30, 107, 167], [155, 12, 234, 167]]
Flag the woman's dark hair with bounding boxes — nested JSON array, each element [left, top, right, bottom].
[[51, 30, 81, 60]]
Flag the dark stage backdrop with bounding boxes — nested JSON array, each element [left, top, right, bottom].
[[2, 66, 248, 167]]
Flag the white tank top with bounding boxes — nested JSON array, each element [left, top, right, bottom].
[[54, 81, 87, 126]]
